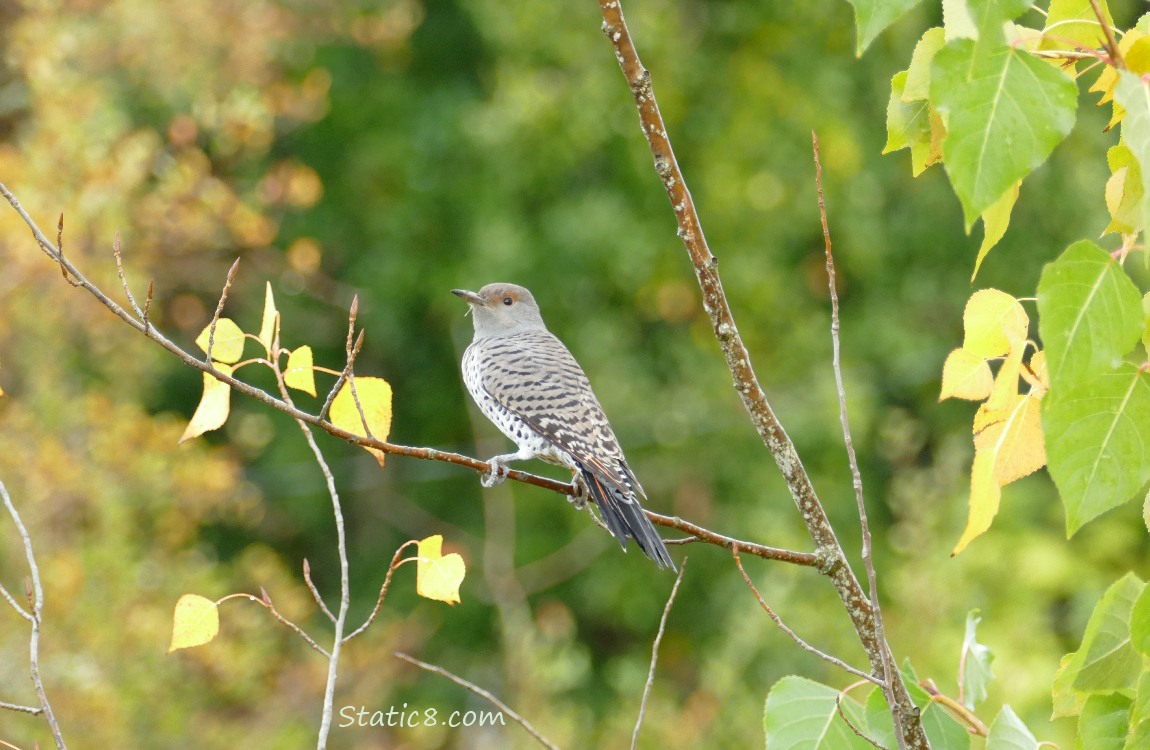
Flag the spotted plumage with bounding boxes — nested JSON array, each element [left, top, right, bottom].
[[453, 283, 674, 569]]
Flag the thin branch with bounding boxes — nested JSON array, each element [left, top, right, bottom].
[[0, 701, 42, 715], [1, 479, 66, 749], [646, 511, 816, 566], [1090, 0, 1123, 68], [343, 542, 418, 642], [0, 185, 814, 570], [205, 258, 240, 364], [813, 131, 902, 748], [596, 7, 926, 745], [258, 587, 330, 658], [302, 559, 336, 624], [112, 231, 143, 319], [733, 549, 880, 685], [631, 557, 687, 750], [836, 688, 887, 749], [395, 652, 560, 750], [0, 579, 31, 621]]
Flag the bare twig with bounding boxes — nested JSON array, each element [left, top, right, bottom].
[[257, 587, 330, 658], [1090, 0, 1123, 69], [597, 6, 924, 747], [395, 652, 560, 750], [205, 258, 241, 364], [646, 511, 816, 566], [812, 131, 901, 747], [319, 296, 361, 421], [343, 542, 418, 642], [733, 549, 880, 685], [0, 700, 42, 715], [112, 231, 144, 319], [836, 687, 887, 749], [1, 479, 66, 749], [631, 557, 687, 750], [302, 559, 336, 624]]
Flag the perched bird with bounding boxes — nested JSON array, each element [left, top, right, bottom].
[[452, 283, 674, 569]]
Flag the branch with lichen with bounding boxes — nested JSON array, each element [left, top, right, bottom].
[[597, 1, 926, 747]]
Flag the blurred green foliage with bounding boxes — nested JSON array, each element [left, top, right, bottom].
[[0, 0, 1147, 748]]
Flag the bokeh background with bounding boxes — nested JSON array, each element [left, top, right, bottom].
[[0, 0, 1146, 747]]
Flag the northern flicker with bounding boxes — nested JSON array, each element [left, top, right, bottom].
[[453, 283, 674, 569]]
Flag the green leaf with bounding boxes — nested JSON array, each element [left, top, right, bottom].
[[904, 27, 947, 101], [985, 705, 1038, 750], [843, 0, 924, 55], [1044, 364, 1150, 534], [967, 0, 1033, 44], [1130, 585, 1150, 657], [1041, 0, 1114, 50], [1036, 240, 1142, 384], [972, 180, 1020, 280], [1104, 143, 1144, 236], [930, 39, 1077, 226], [1126, 671, 1150, 750], [885, 71, 939, 175], [764, 676, 875, 749], [961, 609, 995, 709], [1075, 693, 1131, 750], [1116, 72, 1150, 240], [1058, 574, 1144, 696]]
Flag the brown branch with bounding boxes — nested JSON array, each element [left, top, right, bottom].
[[395, 652, 560, 750], [205, 258, 240, 364], [302, 559, 335, 624], [0, 183, 814, 568], [1090, 0, 1122, 69], [631, 557, 687, 750], [343, 541, 418, 642], [257, 587, 330, 658], [597, 6, 924, 747]]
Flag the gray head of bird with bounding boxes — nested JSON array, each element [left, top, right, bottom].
[[452, 283, 548, 338]]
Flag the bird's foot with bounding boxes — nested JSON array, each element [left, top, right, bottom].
[[567, 475, 590, 509], [481, 456, 512, 488]]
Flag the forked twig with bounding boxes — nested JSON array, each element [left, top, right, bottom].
[[631, 557, 687, 750], [395, 652, 560, 750], [343, 541, 418, 642]]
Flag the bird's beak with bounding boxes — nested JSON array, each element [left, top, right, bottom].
[[452, 289, 483, 316]]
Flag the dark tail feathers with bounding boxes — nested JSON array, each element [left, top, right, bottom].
[[578, 465, 675, 571]]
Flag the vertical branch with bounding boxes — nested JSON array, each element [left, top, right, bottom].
[[631, 557, 687, 750], [597, 4, 925, 747], [813, 131, 902, 749], [0, 479, 67, 750]]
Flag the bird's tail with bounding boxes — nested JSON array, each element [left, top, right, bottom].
[[578, 463, 675, 571]]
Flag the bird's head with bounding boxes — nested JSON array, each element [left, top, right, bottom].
[[452, 283, 547, 338]]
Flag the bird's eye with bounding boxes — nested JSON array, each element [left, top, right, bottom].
[[503, 297, 513, 306]]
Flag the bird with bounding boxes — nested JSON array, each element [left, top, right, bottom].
[[452, 283, 674, 570]]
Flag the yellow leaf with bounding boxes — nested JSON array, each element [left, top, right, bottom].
[[194, 318, 246, 364], [179, 364, 234, 444], [285, 346, 317, 396], [257, 282, 278, 352], [962, 289, 1028, 359], [971, 181, 1020, 281], [940, 348, 994, 401], [330, 376, 393, 467], [416, 535, 465, 605], [984, 327, 1026, 412], [974, 393, 1047, 485], [168, 594, 220, 653], [953, 450, 1000, 555]]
